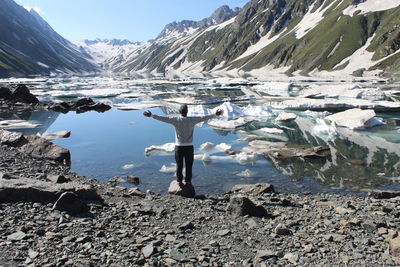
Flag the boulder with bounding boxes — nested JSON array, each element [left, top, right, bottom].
[[168, 181, 195, 198], [226, 196, 270, 218], [0, 87, 12, 100], [264, 145, 330, 159], [127, 176, 140, 185], [325, 108, 383, 130], [19, 135, 70, 164], [47, 174, 70, 184], [371, 191, 400, 199], [0, 178, 102, 204], [230, 183, 275, 195], [47, 98, 111, 114], [52, 192, 88, 215], [0, 129, 25, 146], [8, 84, 39, 104], [389, 232, 400, 258]]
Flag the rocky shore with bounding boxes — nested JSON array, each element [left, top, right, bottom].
[[1, 84, 400, 266]]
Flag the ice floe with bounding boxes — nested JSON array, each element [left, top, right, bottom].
[[275, 112, 297, 122], [35, 89, 130, 98], [325, 108, 385, 130], [234, 152, 258, 164], [160, 163, 176, 173], [0, 120, 40, 129], [208, 117, 249, 129], [236, 169, 254, 178], [252, 82, 291, 97], [216, 143, 232, 152], [199, 142, 214, 151], [41, 130, 71, 140], [122, 164, 135, 170], [114, 102, 161, 110], [255, 127, 285, 135], [144, 142, 175, 156]]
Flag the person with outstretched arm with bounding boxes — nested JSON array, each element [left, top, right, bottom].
[[144, 104, 223, 186]]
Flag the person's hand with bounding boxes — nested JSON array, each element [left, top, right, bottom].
[[215, 109, 223, 116], [143, 110, 152, 117]]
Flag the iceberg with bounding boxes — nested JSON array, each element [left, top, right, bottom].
[[236, 169, 254, 178], [312, 118, 339, 139], [188, 105, 211, 117], [208, 117, 249, 129], [122, 164, 135, 170], [145, 142, 175, 156], [160, 163, 176, 173], [242, 105, 275, 119], [234, 152, 258, 164], [275, 112, 297, 122], [216, 142, 232, 152], [0, 120, 40, 129], [199, 142, 214, 151], [211, 102, 243, 119], [325, 108, 385, 130], [255, 127, 284, 135], [41, 130, 71, 140]]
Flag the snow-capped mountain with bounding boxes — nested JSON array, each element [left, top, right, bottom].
[[0, 0, 97, 77], [75, 39, 146, 66], [110, 0, 400, 77]]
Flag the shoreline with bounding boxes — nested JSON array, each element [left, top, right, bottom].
[[1, 132, 400, 266]]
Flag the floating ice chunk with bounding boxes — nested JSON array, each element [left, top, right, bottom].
[[145, 142, 175, 156], [211, 102, 243, 119], [242, 105, 275, 118], [77, 89, 130, 98], [199, 142, 214, 151], [275, 112, 297, 122], [256, 127, 284, 135], [235, 152, 258, 164], [252, 82, 291, 96], [160, 163, 176, 173], [312, 118, 339, 139], [0, 120, 40, 129], [201, 153, 212, 163], [216, 143, 232, 152], [122, 164, 135, 170], [302, 110, 331, 118], [325, 108, 385, 130], [41, 130, 71, 140], [236, 169, 254, 178], [188, 105, 211, 117], [114, 102, 161, 110], [208, 117, 248, 129]]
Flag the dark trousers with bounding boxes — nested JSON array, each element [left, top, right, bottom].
[[175, 145, 194, 183]]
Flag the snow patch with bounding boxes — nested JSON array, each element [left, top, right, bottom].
[[343, 0, 400, 16]]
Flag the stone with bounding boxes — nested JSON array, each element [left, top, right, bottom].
[[0, 172, 12, 180], [335, 206, 355, 214], [226, 196, 270, 218], [371, 191, 400, 199], [53, 192, 88, 215], [179, 221, 194, 230], [7, 231, 27, 241], [0, 87, 12, 100], [0, 129, 25, 146], [76, 236, 92, 243], [303, 244, 313, 253], [217, 229, 230, 236], [127, 176, 140, 185], [230, 183, 275, 195], [8, 84, 39, 104], [19, 135, 71, 164], [389, 232, 400, 257], [47, 174, 70, 184], [28, 249, 39, 259], [168, 181, 195, 198], [142, 244, 154, 258], [283, 253, 299, 264], [169, 249, 185, 261], [255, 250, 276, 259], [245, 218, 258, 229], [0, 177, 102, 204], [275, 223, 291, 235], [128, 187, 145, 198]]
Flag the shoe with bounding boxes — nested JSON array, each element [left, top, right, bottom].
[[177, 181, 184, 187], [185, 181, 192, 186]]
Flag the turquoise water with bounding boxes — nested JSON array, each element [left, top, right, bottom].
[[13, 107, 400, 195]]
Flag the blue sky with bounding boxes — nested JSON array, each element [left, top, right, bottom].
[[15, 0, 247, 42]]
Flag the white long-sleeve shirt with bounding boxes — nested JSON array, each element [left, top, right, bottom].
[[151, 114, 216, 146]]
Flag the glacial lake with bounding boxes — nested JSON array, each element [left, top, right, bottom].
[[3, 77, 400, 195]]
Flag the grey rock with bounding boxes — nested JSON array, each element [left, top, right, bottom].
[[255, 249, 276, 259], [275, 223, 291, 235], [226, 196, 270, 218], [179, 221, 194, 230], [371, 191, 400, 199], [245, 218, 258, 229], [169, 249, 185, 261], [142, 244, 154, 258], [8, 84, 39, 104], [7, 231, 27, 241], [230, 183, 275, 195], [168, 181, 195, 198], [47, 174, 70, 184], [127, 175, 140, 185], [217, 229, 230, 236], [53, 192, 88, 215], [0, 177, 102, 204], [19, 135, 71, 164], [0, 129, 25, 147], [28, 249, 39, 259], [76, 236, 92, 243]]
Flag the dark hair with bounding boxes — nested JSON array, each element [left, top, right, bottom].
[[179, 104, 188, 115]]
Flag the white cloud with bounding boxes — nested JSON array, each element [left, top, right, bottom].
[[23, 5, 42, 14]]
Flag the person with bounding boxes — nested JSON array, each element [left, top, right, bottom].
[[144, 104, 223, 186]]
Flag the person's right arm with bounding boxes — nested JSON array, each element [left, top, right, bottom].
[[143, 110, 176, 124]]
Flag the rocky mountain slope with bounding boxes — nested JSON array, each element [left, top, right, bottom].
[[0, 0, 97, 77], [112, 0, 400, 76]]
